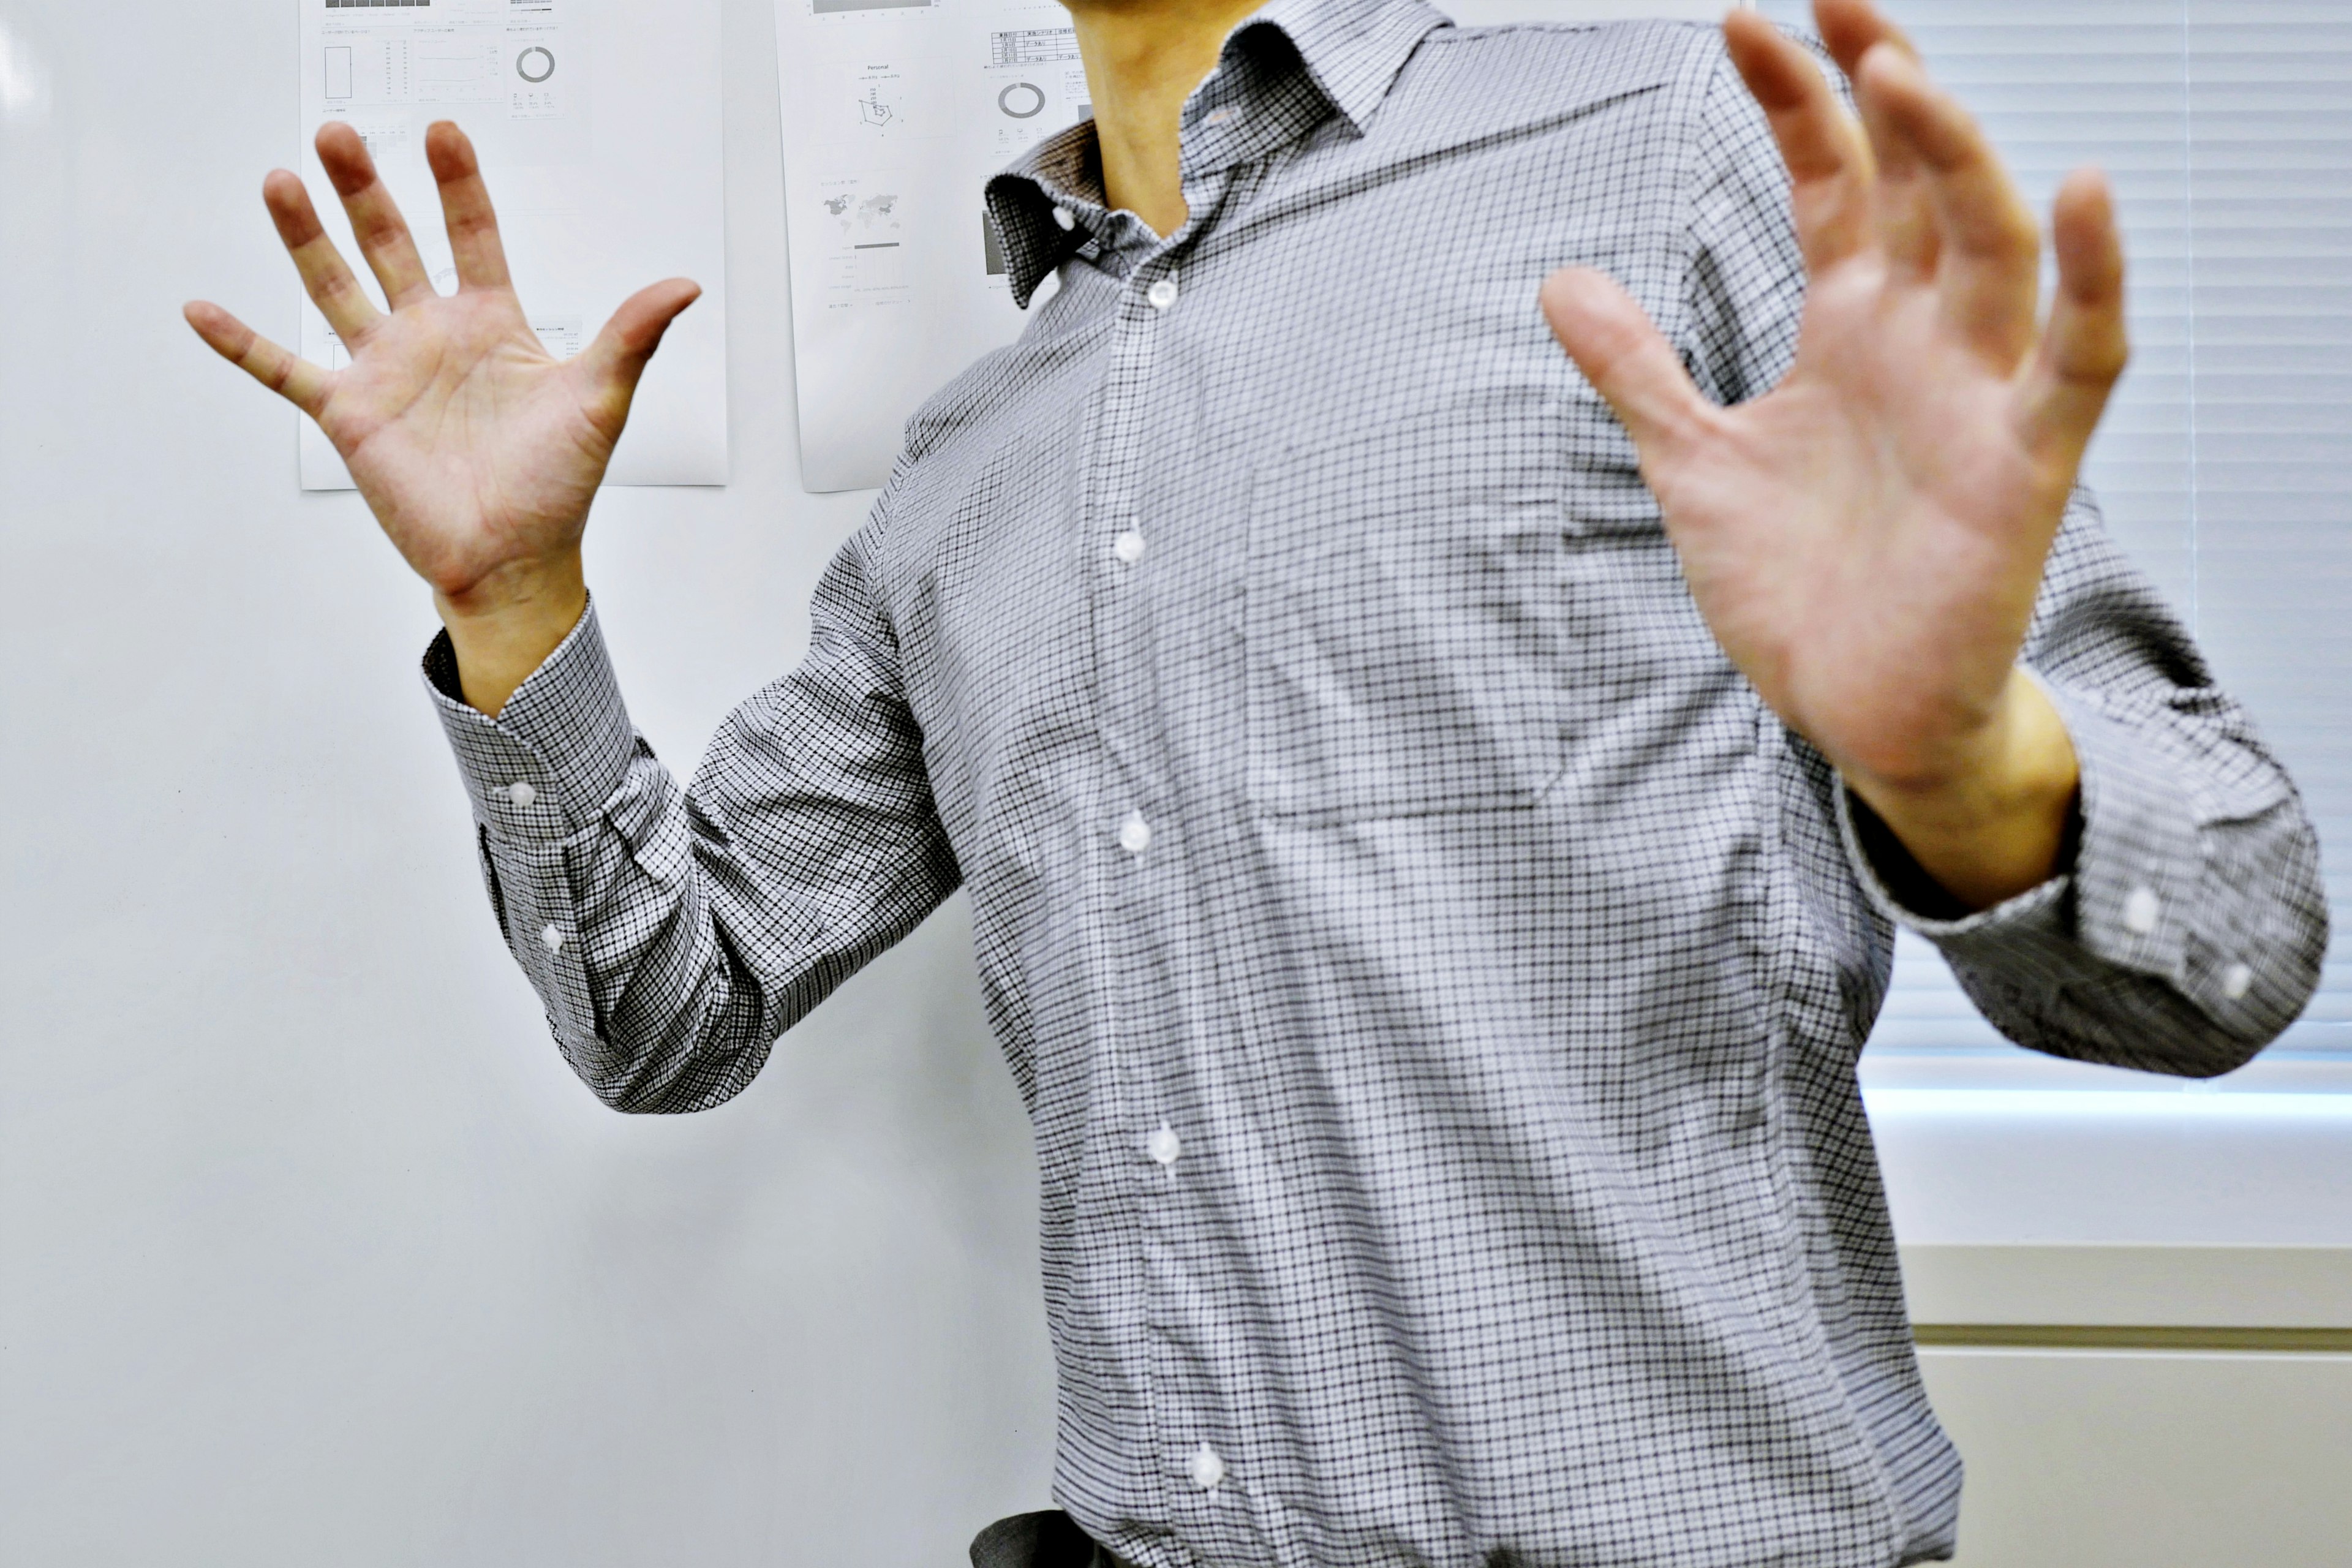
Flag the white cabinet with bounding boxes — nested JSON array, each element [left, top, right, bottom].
[[1871, 1056, 2352, 1565], [1923, 1349, 2352, 1566]]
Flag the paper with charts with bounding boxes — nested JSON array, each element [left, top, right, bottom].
[[772, 0, 1734, 494], [776, 0, 1093, 493], [298, 0, 729, 490]]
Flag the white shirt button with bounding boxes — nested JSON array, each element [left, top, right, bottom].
[[1187, 1442, 1226, 1491], [2223, 962, 2254, 1001], [1118, 812, 1153, 855], [1146, 277, 1180, 311], [1052, 205, 1076, 232], [507, 781, 537, 808], [1146, 1120, 1182, 1166], [1113, 530, 1147, 565], [2122, 886, 2160, 936], [540, 922, 565, 952]]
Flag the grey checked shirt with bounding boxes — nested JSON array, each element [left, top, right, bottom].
[[426, 5, 2328, 1564]]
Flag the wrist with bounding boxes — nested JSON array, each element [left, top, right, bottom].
[[1843, 669, 2081, 911], [433, 551, 588, 718]]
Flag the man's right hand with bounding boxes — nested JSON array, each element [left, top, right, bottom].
[[186, 120, 701, 716]]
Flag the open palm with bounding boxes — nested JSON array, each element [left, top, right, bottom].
[[1543, 0, 2127, 804], [186, 121, 699, 605]]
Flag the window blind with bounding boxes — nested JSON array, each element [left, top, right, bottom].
[[1743, 1, 2352, 1055]]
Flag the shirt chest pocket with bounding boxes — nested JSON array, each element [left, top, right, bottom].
[[1244, 404, 1574, 820]]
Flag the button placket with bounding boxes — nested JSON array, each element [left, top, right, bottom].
[[1077, 182, 1231, 1536]]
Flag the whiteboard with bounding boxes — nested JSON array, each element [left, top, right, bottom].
[[0, 2, 1047, 1562]]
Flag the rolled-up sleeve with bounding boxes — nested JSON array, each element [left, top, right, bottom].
[[1837, 490, 2330, 1077], [423, 537, 959, 1112]]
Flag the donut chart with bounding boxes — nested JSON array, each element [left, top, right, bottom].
[[516, 46, 556, 85], [996, 81, 1044, 119]]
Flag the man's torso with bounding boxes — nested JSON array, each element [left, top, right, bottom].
[[848, 10, 1954, 1566]]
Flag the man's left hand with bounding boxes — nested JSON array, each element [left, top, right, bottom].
[[1541, 0, 2122, 911]]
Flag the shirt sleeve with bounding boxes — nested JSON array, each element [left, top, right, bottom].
[[423, 535, 959, 1112], [1676, 36, 2329, 1075], [1834, 492, 2329, 1077]]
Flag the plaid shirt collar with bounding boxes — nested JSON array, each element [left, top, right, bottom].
[[984, 0, 1449, 306]]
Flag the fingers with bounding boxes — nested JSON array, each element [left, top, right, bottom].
[[425, 122, 512, 292], [2022, 168, 2128, 464], [263, 168, 383, 343], [1812, 0, 1921, 78], [1539, 267, 1710, 465], [1856, 43, 2042, 367], [1852, 65, 1937, 281], [1724, 10, 1874, 273], [1822, 0, 1939, 281], [576, 279, 704, 436], [184, 301, 331, 417], [316, 122, 436, 309]]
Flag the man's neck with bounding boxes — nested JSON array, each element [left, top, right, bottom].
[[1063, 0, 1267, 236]]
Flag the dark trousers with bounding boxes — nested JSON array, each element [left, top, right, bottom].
[[968, 1510, 1118, 1568]]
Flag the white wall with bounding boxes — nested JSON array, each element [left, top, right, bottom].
[[0, 2, 1054, 1563]]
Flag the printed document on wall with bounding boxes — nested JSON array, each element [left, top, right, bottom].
[[297, 0, 728, 489], [776, 0, 1085, 493]]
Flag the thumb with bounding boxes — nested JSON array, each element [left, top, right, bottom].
[[1539, 267, 1707, 462], [579, 277, 703, 412]]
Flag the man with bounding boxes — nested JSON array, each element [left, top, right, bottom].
[[186, 0, 2325, 1562]]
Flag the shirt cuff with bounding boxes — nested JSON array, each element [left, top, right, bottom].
[[1834, 680, 2200, 987], [421, 598, 639, 842]]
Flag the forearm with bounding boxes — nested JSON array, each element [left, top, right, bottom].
[[1844, 668, 2081, 913], [1839, 685, 2325, 1079], [433, 548, 589, 718], [424, 549, 965, 1110], [427, 601, 788, 1112]]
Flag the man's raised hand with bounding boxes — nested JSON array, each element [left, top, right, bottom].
[[1540, 0, 2123, 910], [184, 121, 699, 714]]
